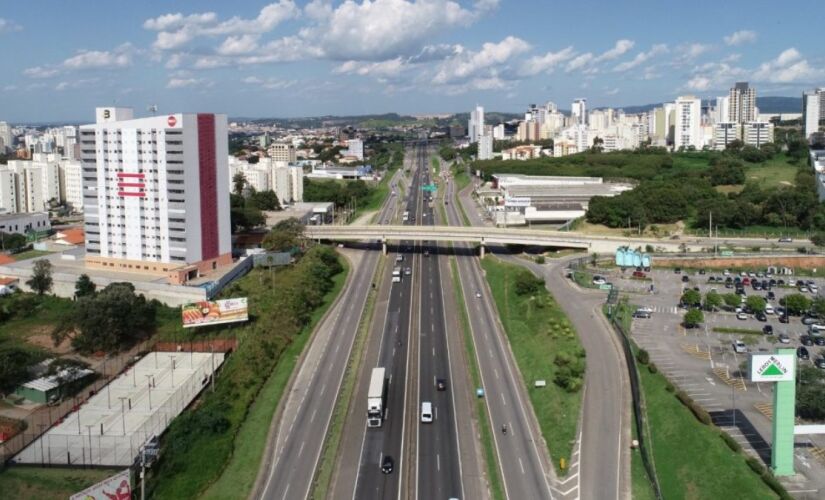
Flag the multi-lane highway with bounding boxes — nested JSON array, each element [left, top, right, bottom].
[[253, 168, 402, 500], [443, 168, 555, 499]]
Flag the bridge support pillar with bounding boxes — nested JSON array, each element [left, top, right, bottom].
[[480, 244, 486, 259], [382, 239, 387, 255]]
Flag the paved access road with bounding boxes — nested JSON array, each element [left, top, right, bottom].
[[444, 175, 555, 500], [254, 169, 401, 500]]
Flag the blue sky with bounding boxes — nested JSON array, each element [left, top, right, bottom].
[[1, 0, 823, 122]]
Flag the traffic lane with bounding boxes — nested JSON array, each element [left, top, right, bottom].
[[455, 251, 553, 500]]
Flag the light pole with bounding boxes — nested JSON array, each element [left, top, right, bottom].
[[145, 375, 153, 410], [118, 397, 128, 435], [169, 356, 176, 387], [86, 425, 94, 464]]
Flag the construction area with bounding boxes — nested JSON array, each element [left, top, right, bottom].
[[11, 351, 225, 467]]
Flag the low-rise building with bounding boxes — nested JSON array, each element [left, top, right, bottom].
[[307, 163, 374, 180], [501, 145, 543, 161], [0, 212, 50, 235], [742, 121, 774, 147]]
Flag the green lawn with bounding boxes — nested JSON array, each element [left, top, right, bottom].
[[201, 258, 350, 499], [451, 163, 471, 192], [639, 357, 778, 499], [0, 467, 119, 500], [11, 250, 52, 261], [745, 154, 799, 188], [0, 294, 75, 354], [481, 257, 584, 475]]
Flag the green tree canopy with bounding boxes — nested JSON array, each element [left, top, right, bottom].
[[745, 295, 766, 314], [26, 259, 53, 295], [263, 218, 305, 252], [74, 274, 96, 299], [722, 293, 742, 309], [781, 293, 812, 315], [680, 289, 702, 307], [684, 309, 704, 328], [704, 290, 723, 310]]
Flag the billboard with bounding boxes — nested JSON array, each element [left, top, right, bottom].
[[749, 354, 795, 382], [182, 298, 249, 328], [71, 469, 131, 500], [504, 197, 531, 207]]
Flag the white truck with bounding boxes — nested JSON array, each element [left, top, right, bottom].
[[367, 367, 387, 427], [402, 211, 410, 222], [392, 266, 402, 283]]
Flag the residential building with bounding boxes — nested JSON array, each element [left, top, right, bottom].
[[571, 99, 587, 126], [468, 105, 484, 143], [0, 169, 18, 213], [501, 145, 543, 160], [1, 159, 60, 213], [267, 142, 296, 164], [0, 122, 12, 152], [271, 164, 303, 204], [729, 82, 756, 124], [743, 121, 774, 147], [516, 120, 540, 142], [713, 122, 741, 150], [344, 138, 364, 161], [492, 124, 505, 140], [674, 95, 702, 150], [59, 160, 83, 212], [715, 96, 730, 125], [478, 134, 493, 160], [80, 107, 231, 284], [804, 90, 822, 141], [229, 157, 270, 193], [0, 212, 50, 235]]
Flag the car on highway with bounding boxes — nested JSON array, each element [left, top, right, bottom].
[[475, 291, 482, 298], [778, 333, 791, 344], [381, 455, 394, 474], [436, 378, 447, 391], [404, 267, 412, 276], [421, 402, 433, 423], [802, 335, 814, 346], [736, 312, 748, 320], [798, 346, 810, 360], [779, 237, 793, 243], [732, 340, 748, 353], [396, 254, 404, 262]]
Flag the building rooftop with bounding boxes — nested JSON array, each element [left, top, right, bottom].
[[21, 368, 95, 393], [54, 227, 84, 245]]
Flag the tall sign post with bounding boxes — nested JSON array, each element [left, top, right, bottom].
[[749, 349, 796, 476]]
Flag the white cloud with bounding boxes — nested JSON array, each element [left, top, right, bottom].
[[0, 18, 22, 33], [613, 44, 668, 72], [520, 46, 576, 76], [146, 1, 299, 51], [675, 42, 713, 63], [562, 39, 634, 73], [683, 61, 747, 91], [432, 36, 530, 85], [594, 39, 634, 63], [565, 53, 593, 73], [334, 58, 409, 79], [217, 34, 260, 55], [724, 30, 757, 46], [685, 75, 711, 91], [245, 77, 298, 90], [605, 87, 619, 96], [62, 44, 134, 70], [55, 78, 100, 91], [166, 77, 212, 89], [752, 48, 825, 83], [23, 66, 60, 79]]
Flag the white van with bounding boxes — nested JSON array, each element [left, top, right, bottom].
[[420, 402, 433, 423], [808, 324, 825, 334]]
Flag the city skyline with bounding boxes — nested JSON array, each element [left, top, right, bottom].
[[1, 0, 824, 122]]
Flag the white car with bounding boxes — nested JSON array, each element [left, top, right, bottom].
[[723, 269, 731, 276], [735, 306, 743, 314], [789, 279, 797, 287], [765, 304, 775, 315], [732, 340, 748, 353], [811, 284, 819, 293], [638, 306, 654, 313], [592, 276, 607, 285], [737, 312, 748, 320]]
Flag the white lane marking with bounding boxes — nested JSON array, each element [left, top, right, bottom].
[[500, 393, 507, 406], [298, 440, 305, 457], [437, 453, 441, 471], [519, 457, 525, 474]]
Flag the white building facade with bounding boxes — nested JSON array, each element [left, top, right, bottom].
[[674, 95, 702, 150]]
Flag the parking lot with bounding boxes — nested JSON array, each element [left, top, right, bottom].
[[595, 264, 825, 496]]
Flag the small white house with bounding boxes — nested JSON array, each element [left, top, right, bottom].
[[0, 277, 19, 295]]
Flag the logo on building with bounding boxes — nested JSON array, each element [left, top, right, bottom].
[[167, 115, 177, 127], [116, 172, 146, 198], [749, 354, 795, 382]]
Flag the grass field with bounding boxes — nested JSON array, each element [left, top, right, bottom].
[[745, 154, 799, 188], [639, 358, 778, 499], [0, 294, 75, 355], [0, 467, 119, 500], [198, 258, 349, 499], [481, 256, 584, 475], [12, 250, 52, 261]]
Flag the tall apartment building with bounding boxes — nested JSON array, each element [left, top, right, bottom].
[[271, 163, 303, 204], [516, 120, 540, 142], [713, 122, 741, 150], [729, 82, 756, 124], [267, 142, 296, 164], [571, 99, 587, 126], [345, 138, 364, 160], [804, 90, 822, 141], [0, 169, 18, 213], [0, 160, 60, 213], [478, 134, 493, 160], [715, 96, 730, 125], [0, 122, 12, 152], [58, 160, 83, 212], [674, 96, 702, 150], [492, 124, 505, 140], [468, 105, 485, 143], [80, 107, 231, 284], [743, 121, 774, 147]]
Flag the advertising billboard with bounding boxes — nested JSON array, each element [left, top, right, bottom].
[[70, 469, 131, 500], [749, 354, 795, 382], [182, 298, 249, 328]]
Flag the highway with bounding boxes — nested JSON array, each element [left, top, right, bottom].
[[253, 168, 402, 500], [443, 171, 555, 499], [415, 146, 463, 500]]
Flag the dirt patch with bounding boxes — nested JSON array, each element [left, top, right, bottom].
[[26, 330, 72, 355]]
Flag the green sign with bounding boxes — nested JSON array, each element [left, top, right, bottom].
[[599, 283, 613, 290], [720, 250, 734, 257], [422, 184, 437, 192]]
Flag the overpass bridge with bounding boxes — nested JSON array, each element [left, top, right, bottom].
[[304, 224, 692, 256]]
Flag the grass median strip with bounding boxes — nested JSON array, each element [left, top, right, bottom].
[[481, 256, 584, 475], [713, 327, 764, 335], [311, 254, 385, 498], [450, 256, 504, 500]]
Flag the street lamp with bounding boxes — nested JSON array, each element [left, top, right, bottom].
[[145, 375, 153, 410], [118, 397, 128, 435]]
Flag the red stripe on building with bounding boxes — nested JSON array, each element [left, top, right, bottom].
[[117, 182, 145, 188], [197, 113, 218, 260], [118, 192, 146, 197], [117, 173, 145, 179]]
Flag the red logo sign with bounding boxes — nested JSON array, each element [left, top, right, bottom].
[[167, 115, 177, 127]]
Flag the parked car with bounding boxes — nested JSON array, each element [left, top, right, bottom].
[[743, 277, 751, 285], [763, 325, 774, 335], [732, 340, 748, 353], [723, 269, 731, 276], [815, 337, 825, 347], [802, 316, 819, 325], [737, 312, 748, 320], [681, 275, 689, 283], [755, 312, 767, 322], [811, 284, 819, 293], [801, 335, 814, 346], [798, 346, 810, 360], [767, 291, 776, 301], [779, 237, 793, 243], [765, 304, 775, 315], [779, 315, 790, 324], [816, 357, 825, 369], [633, 310, 652, 319], [799, 285, 810, 293], [778, 333, 791, 344], [632, 271, 646, 278], [699, 269, 706, 275], [592, 276, 607, 285]]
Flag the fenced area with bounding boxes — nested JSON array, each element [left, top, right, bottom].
[[11, 351, 225, 467]]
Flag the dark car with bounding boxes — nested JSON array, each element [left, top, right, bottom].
[[436, 378, 447, 391], [769, 279, 777, 287], [753, 282, 762, 291], [699, 269, 706, 275], [816, 357, 825, 369], [801, 335, 814, 346], [798, 346, 810, 360], [762, 325, 774, 335], [681, 275, 689, 283], [767, 291, 776, 301], [779, 315, 790, 323], [381, 455, 394, 474], [633, 310, 652, 319], [632, 271, 646, 278], [815, 337, 825, 347], [674, 268, 682, 274], [762, 280, 769, 289], [778, 279, 785, 286], [755, 312, 767, 322]]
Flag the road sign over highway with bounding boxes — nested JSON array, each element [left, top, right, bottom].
[[422, 184, 437, 192]]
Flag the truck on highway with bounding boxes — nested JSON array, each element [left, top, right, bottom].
[[392, 266, 402, 283], [402, 211, 409, 222], [367, 367, 387, 427]]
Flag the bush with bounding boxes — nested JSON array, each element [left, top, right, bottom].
[[760, 471, 793, 499], [647, 363, 658, 374], [746, 456, 766, 475], [534, 255, 546, 264], [720, 431, 741, 452], [665, 381, 675, 393], [636, 348, 650, 365], [675, 390, 712, 425], [514, 270, 544, 296]]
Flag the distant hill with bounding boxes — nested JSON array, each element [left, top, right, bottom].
[[617, 96, 802, 115]]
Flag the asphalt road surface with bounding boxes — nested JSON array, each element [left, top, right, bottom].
[[444, 175, 555, 499], [254, 170, 401, 500]]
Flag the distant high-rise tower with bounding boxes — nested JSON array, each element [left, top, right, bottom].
[[468, 105, 485, 143], [674, 95, 702, 150], [803, 90, 822, 140], [571, 99, 587, 126], [728, 82, 756, 124]]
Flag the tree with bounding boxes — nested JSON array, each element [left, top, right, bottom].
[[722, 293, 741, 309], [680, 289, 702, 308], [232, 172, 247, 196], [263, 218, 305, 252], [684, 309, 704, 328], [812, 297, 825, 318], [811, 233, 825, 247], [74, 274, 96, 298], [796, 366, 825, 420], [725, 139, 744, 152], [514, 270, 544, 296], [704, 290, 723, 311], [0, 232, 27, 252], [781, 293, 812, 315], [26, 259, 53, 295], [248, 190, 282, 211], [745, 295, 766, 314]]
